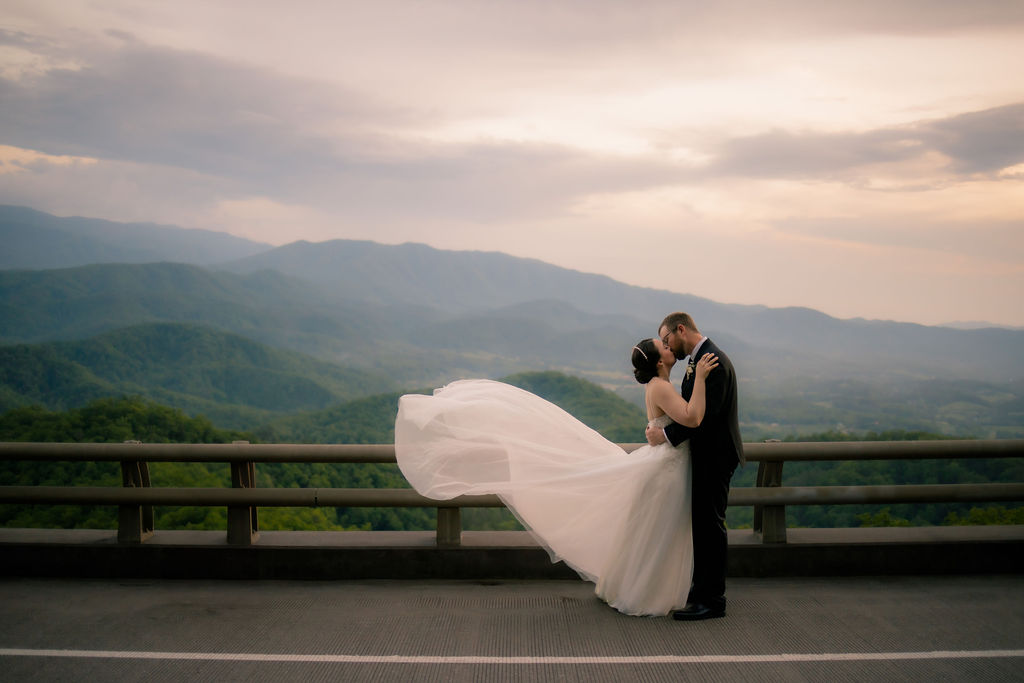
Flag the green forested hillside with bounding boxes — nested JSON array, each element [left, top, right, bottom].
[[502, 371, 647, 442], [257, 391, 420, 444], [0, 396, 251, 444], [256, 371, 648, 444], [739, 377, 1024, 441], [1, 261, 305, 343], [0, 262, 406, 373], [0, 323, 395, 428]]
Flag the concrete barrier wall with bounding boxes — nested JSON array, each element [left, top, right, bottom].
[[3, 527, 1022, 580]]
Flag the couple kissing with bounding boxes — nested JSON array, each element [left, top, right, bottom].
[[395, 311, 743, 618]]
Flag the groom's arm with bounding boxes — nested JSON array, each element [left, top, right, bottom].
[[644, 415, 694, 447], [650, 358, 730, 447], [663, 420, 694, 447]]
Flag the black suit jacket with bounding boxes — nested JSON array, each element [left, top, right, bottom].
[[664, 338, 744, 468]]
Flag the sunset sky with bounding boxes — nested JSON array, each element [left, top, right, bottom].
[[2, 1, 1022, 327]]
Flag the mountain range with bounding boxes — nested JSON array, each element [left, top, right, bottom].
[[2, 205, 1023, 439], [0, 205, 270, 268]]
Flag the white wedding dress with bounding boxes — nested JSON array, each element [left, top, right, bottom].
[[394, 379, 693, 617]]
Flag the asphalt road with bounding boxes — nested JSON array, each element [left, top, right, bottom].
[[1, 575, 1022, 682]]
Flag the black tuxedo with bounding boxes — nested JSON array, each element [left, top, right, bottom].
[[663, 338, 743, 610]]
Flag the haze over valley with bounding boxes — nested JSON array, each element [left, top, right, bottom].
[[2, 205, 1022, 441]]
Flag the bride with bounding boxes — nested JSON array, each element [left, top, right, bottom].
[[394, 339, 718, 617]]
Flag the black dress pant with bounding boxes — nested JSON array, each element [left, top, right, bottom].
[[689, 452, 737, 610]]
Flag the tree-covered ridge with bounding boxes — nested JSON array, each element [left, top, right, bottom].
[[0, 261, 337, 344], [740, 377, 1024, 442], [0, 396, 251, 444], [0, 322, 395, 428], [502, 371, 647, 443], [0, 261, 414, 390], [257, 391, 420, 444], [6, 317, 1024, 443], [255, 371, 648, 445]]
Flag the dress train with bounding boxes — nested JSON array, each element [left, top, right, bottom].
[[394, 379, 692, 616]]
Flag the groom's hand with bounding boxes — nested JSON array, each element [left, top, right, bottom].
[[645, 423, 667, 446]]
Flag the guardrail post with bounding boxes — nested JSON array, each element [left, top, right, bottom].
[[118, 441, 154, 544], [753, 459, 787, 544], [437, 507, 462, 547], [227, 441, 259, 545]]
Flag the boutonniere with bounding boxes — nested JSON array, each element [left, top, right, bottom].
[[685, 360, 695, 381]]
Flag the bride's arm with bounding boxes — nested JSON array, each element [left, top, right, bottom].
[[648, 378, 703, 427], [648, 354, 717, 428]]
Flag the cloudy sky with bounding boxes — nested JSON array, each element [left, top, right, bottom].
[[2, 1, 1023, 327]]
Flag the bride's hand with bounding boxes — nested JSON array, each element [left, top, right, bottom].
[[696, 352, 719, 379]]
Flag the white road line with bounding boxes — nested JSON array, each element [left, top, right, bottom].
[[1, 648, 1023, 664]]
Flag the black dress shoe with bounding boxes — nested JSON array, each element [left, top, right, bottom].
[[672, 603, 725, 621]]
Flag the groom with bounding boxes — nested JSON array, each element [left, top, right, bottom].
[[646, 312, 744, 620]]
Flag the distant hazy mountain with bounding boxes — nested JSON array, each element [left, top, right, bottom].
[[0, 323, 396, 428], [222, 238, 702, 316], [940, 320, 1024, 331], [0, 260, 887, 391], [0, 261, 627, 385], [3, 207, 1023, 400], [0, 205, 271, 269], [223, 238, 1024, 384], [0, 261, 388, 354]]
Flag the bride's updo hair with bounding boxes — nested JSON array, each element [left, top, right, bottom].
[[631, 338, 660, 384]]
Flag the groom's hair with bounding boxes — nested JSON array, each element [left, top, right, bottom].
[[661, 312, 699, 334]]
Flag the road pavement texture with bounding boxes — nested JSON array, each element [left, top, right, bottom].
[[1, 575, 1022, 682]]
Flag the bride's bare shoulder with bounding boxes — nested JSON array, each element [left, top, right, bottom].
[[645, 377, 674, 399], [647, 377, 672, 390]]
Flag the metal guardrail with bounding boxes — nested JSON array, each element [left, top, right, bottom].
[[1, 440, 1022, 546]]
